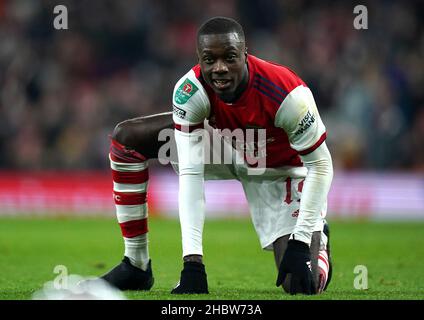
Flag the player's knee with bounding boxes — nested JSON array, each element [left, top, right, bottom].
[[111, 117, 159, 159], [112, 119, 142, 148], [111, 113, 173, 159]]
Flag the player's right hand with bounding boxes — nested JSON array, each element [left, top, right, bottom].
[[276, 239, 317, 295]]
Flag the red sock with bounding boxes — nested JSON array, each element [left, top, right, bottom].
[[110, 139, 150, 270], [317, 249, 330, 293]]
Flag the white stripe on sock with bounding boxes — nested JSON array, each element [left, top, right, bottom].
[[113, 181, 147, 193], [110, 155, 149, 172], [116, 204, 148, 223]]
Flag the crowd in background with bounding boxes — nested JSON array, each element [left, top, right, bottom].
[[0, 0, 423, 171]]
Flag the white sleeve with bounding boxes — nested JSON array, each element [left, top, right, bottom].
[[274, 85, 326, 154], [175, 129, 206, 256], [275, 85, 332, 245], [172, 70, 210, 257], [290, 142, 333, 245]]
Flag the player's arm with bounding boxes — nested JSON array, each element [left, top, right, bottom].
[[275, 85, 333, 245], [172, 71, 210, 259], [275, 85, 333, 294]]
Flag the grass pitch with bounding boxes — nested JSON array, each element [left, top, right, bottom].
[[0, 217, 423, 300]]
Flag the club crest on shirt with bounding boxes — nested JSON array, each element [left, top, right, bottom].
[[175, 78, 199, 104], [294, 110, 315, 136]]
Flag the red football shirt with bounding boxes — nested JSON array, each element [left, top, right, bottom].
[[173, 54, 327, 168]]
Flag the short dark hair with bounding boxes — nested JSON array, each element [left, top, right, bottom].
[[197, 16, 245, 42]]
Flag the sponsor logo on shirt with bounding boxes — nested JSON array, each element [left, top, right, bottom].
[[294, 110, 315, 136], [173, 104, 186, 119], [174, 78, 199, 104]]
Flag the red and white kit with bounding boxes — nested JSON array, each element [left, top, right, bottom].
[[172, 55, 333, 257]]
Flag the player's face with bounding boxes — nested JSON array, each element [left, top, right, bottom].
[[197, 33, 248, 102]]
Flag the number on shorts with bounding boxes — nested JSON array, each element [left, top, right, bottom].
[[284, 178, 305, 204]]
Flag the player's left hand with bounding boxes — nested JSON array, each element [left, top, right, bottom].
[[276, 239, 317, 295], [171, 261, 209, 294]]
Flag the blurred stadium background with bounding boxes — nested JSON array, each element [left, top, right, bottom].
[[0, 0, 423, 220]]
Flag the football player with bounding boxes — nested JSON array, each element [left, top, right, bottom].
[[100, 16, 333, 295]]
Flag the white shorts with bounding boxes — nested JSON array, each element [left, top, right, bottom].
[[171, 122, 327, 250]]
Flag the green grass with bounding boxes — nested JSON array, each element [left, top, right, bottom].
[[0, 217, 423, 300]]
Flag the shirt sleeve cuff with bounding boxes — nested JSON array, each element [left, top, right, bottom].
[[297, 132, 327, 156]]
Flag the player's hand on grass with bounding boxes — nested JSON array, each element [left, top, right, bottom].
[[171, 261, 209, 294], [276, 239, 317, 295]]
